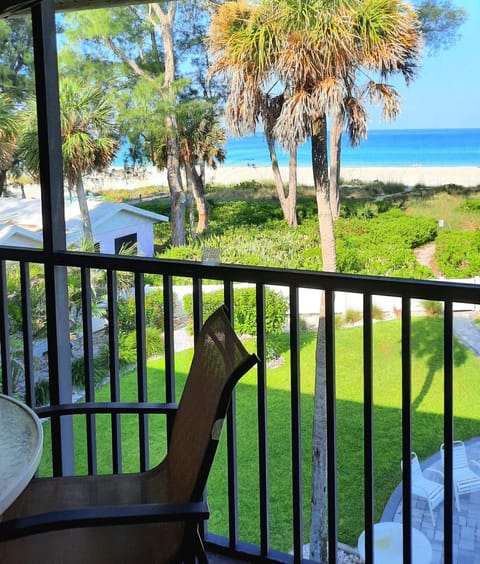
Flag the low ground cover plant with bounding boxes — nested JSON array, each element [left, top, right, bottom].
[[149, 198, 439, 278], [435, 230, 480, 278]]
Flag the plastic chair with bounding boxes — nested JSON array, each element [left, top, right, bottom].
[[441, 440, 480, 511], [403, 452, 444, 525], [0, 306, 258, 563]]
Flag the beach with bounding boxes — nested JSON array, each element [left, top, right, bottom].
[[19, 164, 480, 199], [205, 165, 480, 188]]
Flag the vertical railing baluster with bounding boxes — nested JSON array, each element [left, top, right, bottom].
[[222, 281, 239, 548], [325, 288, 338, 564], [81, 267, 97, 475], [289, 286, 303, 563], [256, 284, 270, 556], [192, 278, 203, 338], [363, 294, 374, 564], [107, 269, 121, 473], [135, 272, 149, 471], [401, 297, 412, 564], [0, 260, 11, 395], [163, 274, 175, 442], [20, 262, 35, 407], [443, 300, 454, 564]]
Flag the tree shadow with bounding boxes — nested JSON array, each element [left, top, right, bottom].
[[410, 316, 468, 411]]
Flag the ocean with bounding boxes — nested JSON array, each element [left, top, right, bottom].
[[223, 128, 480, 168], [113, 128, 480, 168]]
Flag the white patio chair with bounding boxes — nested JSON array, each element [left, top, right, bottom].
[[402, 452, 444, 525], [441, 440, 480, 511]]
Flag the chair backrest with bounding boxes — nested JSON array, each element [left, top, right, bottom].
[[166, 306, 258, 504], [410, 452, 424, 484], [441, 440, 469, 470]]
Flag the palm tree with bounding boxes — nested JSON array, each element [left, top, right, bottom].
[[153, 99, 226, 235], [19, 79, 118, 242], [0, 94, 19, 196], [209, 0, 299, 227], [209, 1, 422, 559]]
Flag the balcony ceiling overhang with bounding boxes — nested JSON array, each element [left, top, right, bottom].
[[0, 0, 155, 17]]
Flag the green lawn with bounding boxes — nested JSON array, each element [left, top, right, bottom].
[[39, 317, 480, 552]]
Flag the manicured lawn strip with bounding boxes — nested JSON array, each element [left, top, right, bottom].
[[38, 318, 480, 552]]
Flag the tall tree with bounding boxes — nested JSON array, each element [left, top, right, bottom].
[[164, 99, 226, 234], [209, 1, 299, 227], [0, 16, 34, 104], [209, 1, 422, 559], [19, 80, 118, 241], [0, 93, 18, 196], [416, 0, 467, 52], [62, 2, 219, 247]]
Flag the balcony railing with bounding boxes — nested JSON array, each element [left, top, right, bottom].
[[1, 246, 479, 563], [0, 3, 479, 562]]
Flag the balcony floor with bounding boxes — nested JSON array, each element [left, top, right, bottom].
[[383, 437, 480, 564]]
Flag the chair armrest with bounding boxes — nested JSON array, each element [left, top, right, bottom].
[[0, 501, 209, 542], [424, 467, 444, 481], [471, 459, 480, 471]]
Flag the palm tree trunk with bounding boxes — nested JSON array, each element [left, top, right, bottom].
[[329, 111, 343, 220], [0, 169, 7, 197], [287, 147, 298, 227], [312, 113, 336, 272], [185, 161, 209, 234], [310, 112, 336, 562], [311, 292, 328, 563], [75, 174, 94, 243], [166, 122, 186, 246], [265, 127, 295, 226]]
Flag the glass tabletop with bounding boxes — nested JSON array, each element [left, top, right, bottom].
[[358, 522, 433, 564], [0, 394, 43, 514]]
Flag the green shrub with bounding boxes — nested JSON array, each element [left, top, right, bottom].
[[343, 309, 362, 325], [145, 289, 165, 327], [71, 350, 110, 388], [118, 332, 140, 369], [435, 230, 480, 278], [35, 379, 50, 406], [459, 200, 480, 213], [183, 287, 288, 335], [372, 304, 385, 320], [117, 289, 164, 333], [145, 326, 165, 357], [422, 300, 443, 317]]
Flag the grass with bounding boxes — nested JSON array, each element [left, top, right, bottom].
[[405, 192, 480, 232], [39, 317, 480, 553]]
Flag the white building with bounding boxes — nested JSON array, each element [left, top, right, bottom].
[[0, 198, 168, 257]]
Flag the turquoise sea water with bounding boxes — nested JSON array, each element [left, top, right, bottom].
[[223, 128, 480, 168], [113, 128, 480, 168]]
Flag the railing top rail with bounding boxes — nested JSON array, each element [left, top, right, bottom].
[[0, 246, 478, 304]]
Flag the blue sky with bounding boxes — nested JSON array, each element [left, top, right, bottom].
[[370, 0, 479, 130]]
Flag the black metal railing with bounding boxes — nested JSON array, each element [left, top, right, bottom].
[[1, 246, 479, 563]]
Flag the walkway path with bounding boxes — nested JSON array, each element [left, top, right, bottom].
[[414, 242, 444, 278]]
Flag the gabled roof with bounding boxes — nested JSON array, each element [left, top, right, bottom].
[[0, 224, 43, 247], [0, 198, 168, 246]]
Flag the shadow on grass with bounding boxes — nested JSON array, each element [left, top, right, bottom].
[[410, 317, 468, 411]]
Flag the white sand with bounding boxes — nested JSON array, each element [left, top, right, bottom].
[[18, 164, 480, 199], [205, 165, 480, 188]]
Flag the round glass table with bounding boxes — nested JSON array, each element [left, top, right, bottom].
[[0, 394, 43, 515], [358, 521, 432, 564]]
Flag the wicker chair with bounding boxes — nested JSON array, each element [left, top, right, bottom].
[[0, 306, 258, 563]]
